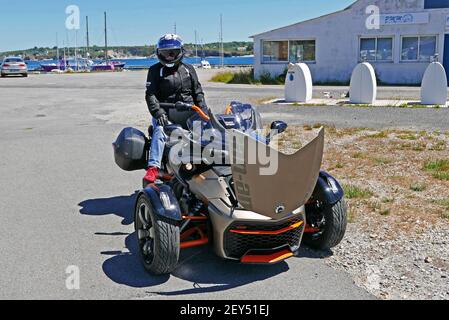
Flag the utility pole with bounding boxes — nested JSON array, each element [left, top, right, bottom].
[[86, 16, 90, 58]]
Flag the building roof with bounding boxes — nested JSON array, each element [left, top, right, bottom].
[[250, 0, 359, 38]]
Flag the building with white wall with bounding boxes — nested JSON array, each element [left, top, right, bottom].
[[252, 0, 449, 85]]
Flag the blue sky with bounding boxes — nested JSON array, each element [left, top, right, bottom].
[[0, 0, 355, 52]]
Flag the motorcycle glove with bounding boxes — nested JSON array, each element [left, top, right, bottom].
[[156, 113, 169, 127]]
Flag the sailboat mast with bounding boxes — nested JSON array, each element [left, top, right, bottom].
[[195, 30, 198, 64], [56, 33, 59, 68], [220, 14, 224, 68], [104, 12, 108, 62], [86, 16, 90, 58]]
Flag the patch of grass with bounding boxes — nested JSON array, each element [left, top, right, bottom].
[[380, 208, 391, 216], [441, 211, 449, 219], [211, 68, 288, 85], [433, 172, 449, 181], [429, 140, 446, 151], [351, 152, 366, 159], [366, 131, 388, 139], [410, 183, 426, 192], [424, 159, 449, 181], [347, 207, 356, 223], [411, 142, 427, 152], [434, 199, 449, 208], [373, 157, 392, 165], [210, 71, 235, 83], [424, 159, 449, 172], [335, 163, 344, 169], [343, 184, 373, 199], [398, 133, 418, 141]]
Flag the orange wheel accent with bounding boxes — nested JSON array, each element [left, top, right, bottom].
[[225, 105, 232, 115], [192, 105, 210, 122], [180, 226, 209, 249], [304, 225, 321, 233], [230, 221, 303, 235], [241, 249, 293, 264], [182, 215, 208, 221]]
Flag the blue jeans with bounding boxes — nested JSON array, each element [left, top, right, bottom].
[[148, 118, 167, 168]]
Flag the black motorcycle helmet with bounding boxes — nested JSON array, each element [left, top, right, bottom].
[[156, 34, 185, 68]]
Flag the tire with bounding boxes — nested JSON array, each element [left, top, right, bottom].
[[303, 199, 347, 250], [134, 194, 180, 275], [1, 73, 5, 78], [22, 73, 28, 77]]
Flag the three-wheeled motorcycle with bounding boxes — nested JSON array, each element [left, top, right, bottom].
[[113, 101, 347, 275]]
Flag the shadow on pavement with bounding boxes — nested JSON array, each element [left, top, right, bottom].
[[79, 194, 329, 295], [79, 193, 138, 225]]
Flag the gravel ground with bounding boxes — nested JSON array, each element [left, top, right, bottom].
[[278, 126, 449, 300], [326, 224, 449, 300]]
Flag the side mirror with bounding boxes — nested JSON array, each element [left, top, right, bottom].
[[270, 121, 288, 134]]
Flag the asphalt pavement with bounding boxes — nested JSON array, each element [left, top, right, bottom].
[[1, 70, 431, 299]]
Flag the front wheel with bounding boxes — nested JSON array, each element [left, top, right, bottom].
[[303, 199, 347, 250], [134, 194, 180, 275]]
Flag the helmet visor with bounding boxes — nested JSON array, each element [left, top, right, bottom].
[[158, 49, 182, 62]]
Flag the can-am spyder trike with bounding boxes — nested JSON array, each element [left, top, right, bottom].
[[113, 101, 347, 275]]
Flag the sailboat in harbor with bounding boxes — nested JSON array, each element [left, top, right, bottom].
[[91, 12, 125, 71]]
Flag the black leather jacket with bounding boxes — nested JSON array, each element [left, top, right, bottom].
[[145, 62, 208, 124]]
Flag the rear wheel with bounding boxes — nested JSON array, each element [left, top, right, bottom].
[[135, 194, 180, 275], [303, 199, 347, 250], [22, 73, 28, 77], [1, 73, 5, 78]]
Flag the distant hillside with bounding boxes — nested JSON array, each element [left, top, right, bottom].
[[0, 41, 253, 60]]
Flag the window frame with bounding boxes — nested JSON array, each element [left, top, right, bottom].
[[261, 39, 316, 64], [400, 35, 438, 62], [359, 36, 394, 62]]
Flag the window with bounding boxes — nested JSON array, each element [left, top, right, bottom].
[[360, 37, 393, 61], [262, 40, 316, 63], [401, 36, 437, 61], [262, 41, 288, 62], [289, 40, 316, 62], [424, 0, 449, 9]]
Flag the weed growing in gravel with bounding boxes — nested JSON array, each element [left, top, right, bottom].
[[424, 159, 449, 181], [410, 183, 426, 192], [441, 212, 449, 219], [367, 131, 388, 139], [434, 199, 449, 208], [343, 184, 373, 199]]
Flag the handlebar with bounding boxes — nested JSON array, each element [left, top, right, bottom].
[[159, 102, 210, 122]]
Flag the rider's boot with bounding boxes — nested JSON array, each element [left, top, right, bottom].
[[144, 166, 159, 184]]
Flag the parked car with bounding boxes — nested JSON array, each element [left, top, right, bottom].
[[1, 57, 28, 77]]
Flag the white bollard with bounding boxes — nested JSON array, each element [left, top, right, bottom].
[[349, 62, 377, 104], [285, 63, 313, 103], [421, 62, 448, 106]]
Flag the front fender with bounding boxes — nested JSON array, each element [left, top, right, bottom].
[[137, 184, 183, 222], [312, 171, 344, 206]]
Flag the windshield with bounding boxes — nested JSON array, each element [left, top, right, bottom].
[[5, 58, 23, 63]]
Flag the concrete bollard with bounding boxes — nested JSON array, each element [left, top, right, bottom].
[[285, 63, 313, 103], [349, 62, 377, 104], [421, 62, 448, 106]]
